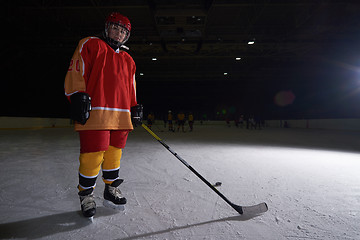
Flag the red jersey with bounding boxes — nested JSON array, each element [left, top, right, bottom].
[[64, 37, 137, 131]]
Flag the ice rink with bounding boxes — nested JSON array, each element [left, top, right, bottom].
[[0, 123, 359, 240]]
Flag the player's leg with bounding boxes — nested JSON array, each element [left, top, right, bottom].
[[102, 130, 129, 209], [78, 130, 109, 217]]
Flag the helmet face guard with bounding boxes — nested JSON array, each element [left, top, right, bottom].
[[104, 12, 131, 47]]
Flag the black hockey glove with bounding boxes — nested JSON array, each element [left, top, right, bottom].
[[70, 92, 92, 125], [131, 104, 143, 125]]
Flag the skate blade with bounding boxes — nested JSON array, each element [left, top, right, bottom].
[[88, 216, 94, 222], [103, 200, 125, 211]]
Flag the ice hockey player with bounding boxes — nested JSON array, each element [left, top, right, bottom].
[[188, 112, 194, 132], [147, 112, 155, 129], [168, 110, 174, 132], [177, 111, 186, 132], [64, 12, 143, 218]]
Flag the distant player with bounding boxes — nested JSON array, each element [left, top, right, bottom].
[[147, 112, 155, 129], [64, 12, 143, 218], [177, 111, 186, 132], [168, 110, 174, 132], [188, 112, 194, 132]]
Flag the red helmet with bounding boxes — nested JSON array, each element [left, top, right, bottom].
[[105, 12, 131, 47], [105, 12, 131, 32]]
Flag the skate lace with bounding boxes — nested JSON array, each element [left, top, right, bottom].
[[109, 186, 123, 200], [81, 195, 95, 211]]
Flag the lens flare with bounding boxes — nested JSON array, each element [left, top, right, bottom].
[[274, 90, 296, 107]]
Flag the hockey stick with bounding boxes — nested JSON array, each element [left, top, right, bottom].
[[141, 123, 268, 215]]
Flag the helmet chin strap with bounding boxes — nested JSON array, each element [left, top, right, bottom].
[[102, 32, 121, 50], [103, 31, 129, 51], [107, 37, 121, 50]]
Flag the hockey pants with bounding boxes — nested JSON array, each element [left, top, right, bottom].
[[77, 130, 128, 192]]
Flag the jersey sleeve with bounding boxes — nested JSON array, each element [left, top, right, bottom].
[[130, 63, 137, 107], [64, 37, 92, 100]]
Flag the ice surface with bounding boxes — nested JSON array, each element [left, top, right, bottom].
[[0, 124, 359, 239]]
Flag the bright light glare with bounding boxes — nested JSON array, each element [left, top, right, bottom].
[[248, 41, 255, 45], [152, 58, 157, 61], [236, 57, 241, 60], [227, 144, 360, 175]]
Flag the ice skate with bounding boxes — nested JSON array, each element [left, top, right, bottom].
[[79, 188, 96, 219], [103, 179, 126, 211]]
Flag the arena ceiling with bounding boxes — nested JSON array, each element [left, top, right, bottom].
[[4, 0, 360, 118]]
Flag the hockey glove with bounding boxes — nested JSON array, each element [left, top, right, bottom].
[[131, 104, 143, 125], [70, 92, 92, 125]]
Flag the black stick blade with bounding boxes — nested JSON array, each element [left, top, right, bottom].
[[230, 203, 244, 214]]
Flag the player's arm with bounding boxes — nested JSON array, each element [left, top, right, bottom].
[[64, 38, 92, 125]]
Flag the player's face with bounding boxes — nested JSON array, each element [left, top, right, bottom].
[[108, 24, 127, 43]]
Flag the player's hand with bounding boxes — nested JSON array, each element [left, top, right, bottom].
[[70, 92, 91, 125], [131, 104, 143, 125]]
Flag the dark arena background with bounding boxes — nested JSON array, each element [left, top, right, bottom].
[[2, 0, 360, 121], [1, 2, 360, 240]]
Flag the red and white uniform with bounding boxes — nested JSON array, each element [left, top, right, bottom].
[[64, 36, 137, 131]]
